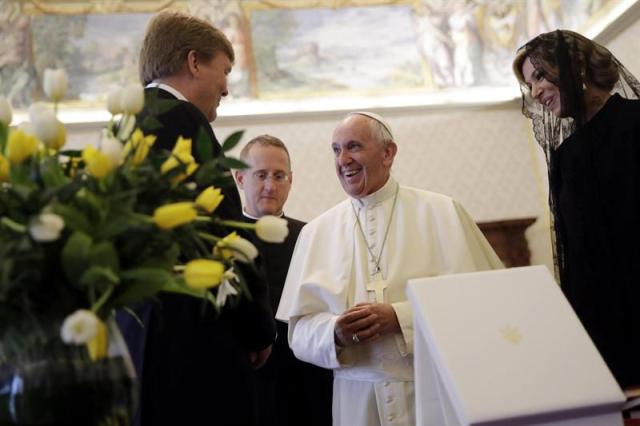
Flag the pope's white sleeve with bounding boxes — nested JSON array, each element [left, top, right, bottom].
[[453, 200, 504, 270], [392, 301, 413, 356], [289, 312, 342, 370]]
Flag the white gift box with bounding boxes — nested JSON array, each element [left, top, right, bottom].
[[407, 265, 625, 426]]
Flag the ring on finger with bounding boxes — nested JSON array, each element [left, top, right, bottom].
[[352, 333, 360, 343]]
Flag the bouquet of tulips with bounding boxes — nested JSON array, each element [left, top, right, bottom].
[[0, 68, 288, 359]]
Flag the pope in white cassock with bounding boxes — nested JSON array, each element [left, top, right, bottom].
[[276, 112, 503, 426]]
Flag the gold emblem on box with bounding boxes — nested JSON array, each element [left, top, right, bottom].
[[500, 325, 522, 345]]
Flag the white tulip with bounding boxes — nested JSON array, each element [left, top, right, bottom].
[[216, 268, 239, 307], [28, 102, 60, 147], [256, 216, 289, 243], [216, 279, 239, 307], [116, 113, 136, 140], [18, 121, 34, 134], [106, 87, 123, 115], [29, 213, 65, 242], [228, 236, 258, 263], [120, 83, 145, 115], [43, 68, 68, 102], [0, 96, 12, 126], [99, 129, 124, 166], [60, 309, 99, 344]]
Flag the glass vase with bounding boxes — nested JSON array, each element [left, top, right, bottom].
[[0, 318, 137, 425]]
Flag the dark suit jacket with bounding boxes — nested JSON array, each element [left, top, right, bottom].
[[247, 215, 334, 426], [117, 88, 276, 426]]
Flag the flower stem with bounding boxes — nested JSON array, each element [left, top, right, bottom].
[[1, 217, 27, 233], [198, 232, 221, 243], [91, 284, 115, 315], [216, 219, 256, 230]]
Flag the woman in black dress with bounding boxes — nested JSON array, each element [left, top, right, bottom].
[[513, 30, 640, 388]]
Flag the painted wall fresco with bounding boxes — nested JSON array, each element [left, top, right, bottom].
[[0, 0, 621, 109]]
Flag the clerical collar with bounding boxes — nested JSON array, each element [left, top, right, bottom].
[[352, 177, 398, 208], [242, 209, 284, 220], [146, 82, 188, 102]]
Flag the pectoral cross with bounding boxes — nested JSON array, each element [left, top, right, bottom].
[[366, 275, 388, 303]]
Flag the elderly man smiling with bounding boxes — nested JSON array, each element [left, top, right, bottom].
[[277, 112, 502, 426]]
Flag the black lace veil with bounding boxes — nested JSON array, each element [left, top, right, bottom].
[[513, 30, 640, 278], [515, 30, 640, 152]]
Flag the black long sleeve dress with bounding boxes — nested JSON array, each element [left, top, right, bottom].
[[550, 93, 640, 387]]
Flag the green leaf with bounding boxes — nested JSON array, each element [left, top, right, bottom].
[[153, 98, 181, 115], [75, 188, 106, 224], [88, 241, 120, 272], [58, 149, 82, 158], [39, 156, 69, 187], [160, 279, 217, 309], [194, 171, 234, 188], [120, 268, 173, 283], [218, 157, 247, 170], [195, 127, 213, 162], [53, 204, 93, 235], [193, 160, 218, 184], [137, 242, 180, 270], [7, 183, 32, 203], [96, 216, 134, 240], [61, 231, 92, 284], [9, 164, 34, 188], [143, 89, 181, 115], [113, 268, 173, 305], [140, 115, 164, 132], [221, 130, 244, 152], [79, 265, 120, 288]]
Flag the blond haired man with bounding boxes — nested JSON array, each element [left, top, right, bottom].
[[118, 11, 274, 426]]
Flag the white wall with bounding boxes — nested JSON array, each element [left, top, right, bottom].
[[216, 102, 539, 224], [64, 13, 640, 272]]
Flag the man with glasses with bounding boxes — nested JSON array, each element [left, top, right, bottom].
[[236, 135, 333, 426]]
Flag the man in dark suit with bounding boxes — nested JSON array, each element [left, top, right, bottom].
[[235, 135, 333, 426], [117, 11, 275, 426]]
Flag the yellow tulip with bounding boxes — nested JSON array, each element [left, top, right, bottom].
[[49, 120, 66, 151], [173, 136, 192, 156], [195, 186, 224, 213], [160, 136, 198, 183], [184, 259, 225, 289], [6, 129, 39, 165], [153, 202, 197, 230], [82, 145, 115, 179], [0, 154, 9, 182], [123, 129, 156, 165], [86, 318, 108, 360]]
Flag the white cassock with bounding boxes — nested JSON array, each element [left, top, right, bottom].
[[276, 177, 503, 426]]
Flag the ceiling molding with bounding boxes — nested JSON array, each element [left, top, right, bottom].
[[589, 0, 640, 44]]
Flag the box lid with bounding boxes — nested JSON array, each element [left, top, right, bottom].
[[407, 266, 625, 424]]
